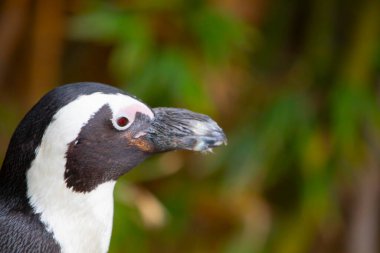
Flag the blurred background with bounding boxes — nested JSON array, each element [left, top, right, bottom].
[[1, 0, 380, 252]]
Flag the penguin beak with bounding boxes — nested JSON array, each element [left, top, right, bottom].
[[142, 107, 227, 153]]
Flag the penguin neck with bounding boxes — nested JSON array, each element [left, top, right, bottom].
[[0, 141, 35, 212], [27, 156, 116, 253]]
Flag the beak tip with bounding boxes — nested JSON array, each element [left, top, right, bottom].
[[190, 128, 227, 152]]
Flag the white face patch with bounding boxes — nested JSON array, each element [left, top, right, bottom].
[[111, 103, 153, 131], [26, 92, 153, 253]]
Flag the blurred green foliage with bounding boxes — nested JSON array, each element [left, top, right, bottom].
[[69, 2, 247, 113], [1, 0, 380, 252], [68, 0, 380, 252]]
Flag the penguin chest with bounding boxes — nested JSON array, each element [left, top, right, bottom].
[[27, 171, 116, 253]]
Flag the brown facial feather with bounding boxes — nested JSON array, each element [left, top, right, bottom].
[[127, 135, 153, 152]]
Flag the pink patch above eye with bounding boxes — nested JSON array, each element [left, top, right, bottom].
[[117, 117, 129, 127]]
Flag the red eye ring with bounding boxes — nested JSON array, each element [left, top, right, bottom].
[[116, 116, 129, 127]]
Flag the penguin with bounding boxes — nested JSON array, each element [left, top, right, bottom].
[[0, 82, 226, 253]]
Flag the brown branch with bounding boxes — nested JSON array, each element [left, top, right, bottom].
[[0, 0, 30, 88], [346, 156, 380, 253], [27, 0, 65, 107]]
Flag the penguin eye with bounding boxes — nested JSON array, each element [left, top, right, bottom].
[[117, 117, 129, 127], [112, 116, 130, 131]]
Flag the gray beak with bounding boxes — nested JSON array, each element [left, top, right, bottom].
[[145, 107, 227, 153]]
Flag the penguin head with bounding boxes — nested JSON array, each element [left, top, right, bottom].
[[2, 83, 226, 194]]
